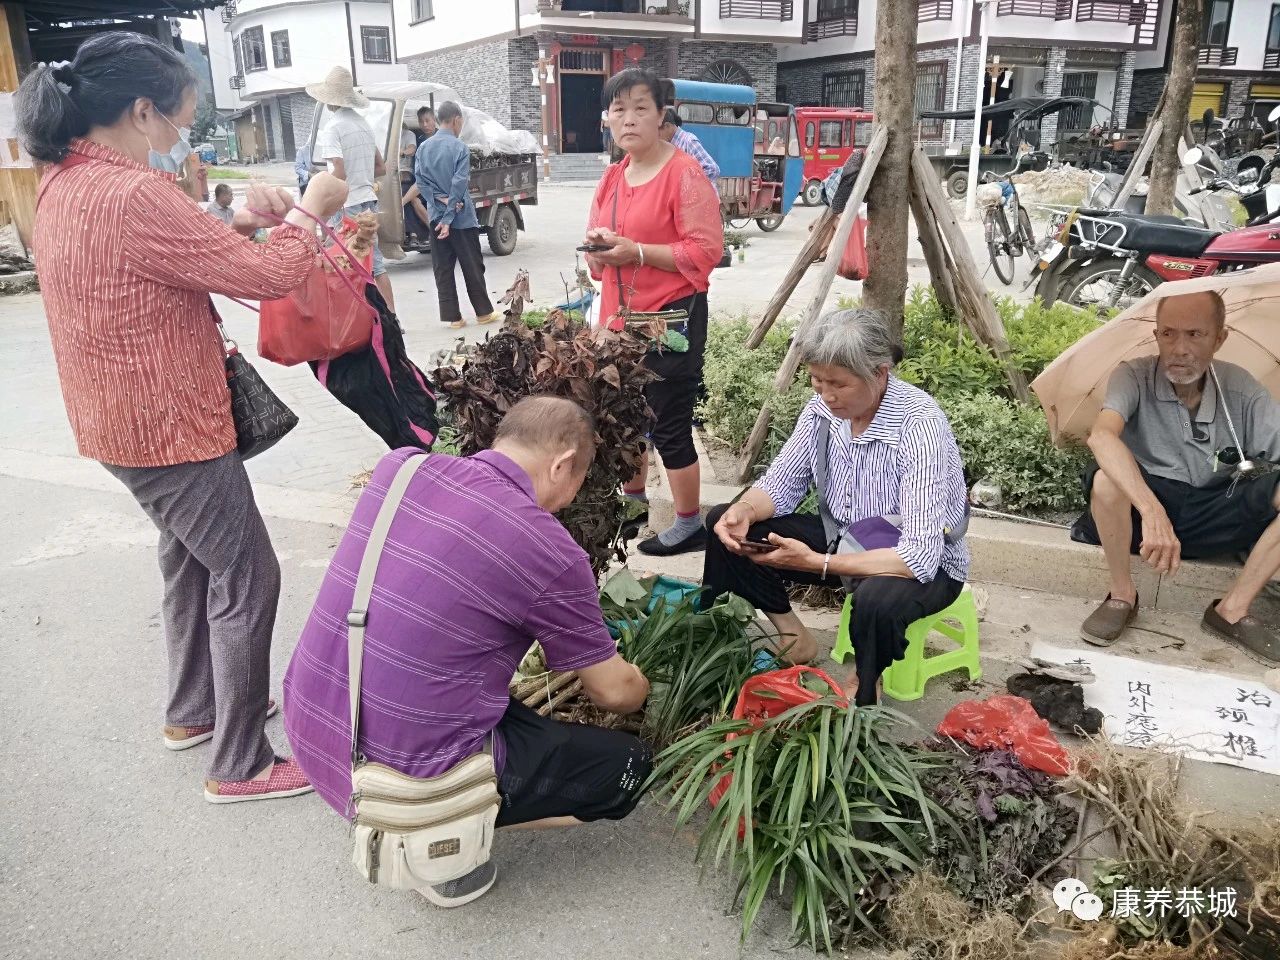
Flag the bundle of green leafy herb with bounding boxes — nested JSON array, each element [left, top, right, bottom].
[[649, 700, 965, 952], [601, 569, 760, 748], [432, 307, 655, 578], [917, 741, 1076, 914]]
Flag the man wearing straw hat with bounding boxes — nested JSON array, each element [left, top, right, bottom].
[[307, 66, 397, 311], [1075, 289, 1280, 663]]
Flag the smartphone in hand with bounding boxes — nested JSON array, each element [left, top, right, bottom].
[[733, 535, 780, 554], [576, 243, 612, 252]]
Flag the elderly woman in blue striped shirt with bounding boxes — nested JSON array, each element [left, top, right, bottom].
[[702, 307, 970, 704]]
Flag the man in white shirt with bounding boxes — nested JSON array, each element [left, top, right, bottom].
[[306, 66, 395, 310]]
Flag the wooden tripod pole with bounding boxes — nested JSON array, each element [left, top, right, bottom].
[[1112, 118, 1163, 211], [736, 128, 889, 481], [745, 128, 888, 350], [908, 146, 1030, 402]]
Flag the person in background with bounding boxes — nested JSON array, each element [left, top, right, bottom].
[[659, 108, 718, 188], [418, 104, 438, 139], [306, 66, 396, 311], [586, 69, 723, 556], [294, 143, 312, 196], [1074, 290, 1280, 662], [398, 121, 425, 242], [284, 396, 652, 907], [415, 100, 500, 329], [702, 308, 970, 704], [600, 109, 612, 156], [204, 181, 234, 225], [17, 30, 350, 803], [400, 106, 438, 236]]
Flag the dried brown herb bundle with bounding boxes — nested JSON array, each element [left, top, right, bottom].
[[432, 303, 657, 578]]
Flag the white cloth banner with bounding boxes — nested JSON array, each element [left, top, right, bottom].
[[1031, 641, 1280, 777]]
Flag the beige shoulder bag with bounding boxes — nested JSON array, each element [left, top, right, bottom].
[[347, 453, 501, 890]]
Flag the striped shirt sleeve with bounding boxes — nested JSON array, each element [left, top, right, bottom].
[[121, 180, 317, 300], [895, 414, 950, 582], [754, 401, 818, 517], [524, 556, 620, 673]]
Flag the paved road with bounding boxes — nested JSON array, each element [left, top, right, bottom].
[[0, 182, 1188, 960]]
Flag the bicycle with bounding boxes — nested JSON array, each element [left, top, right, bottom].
[[981, 168, 1038, 286]]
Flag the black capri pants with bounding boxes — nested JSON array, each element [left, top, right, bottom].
[[645, 293, 708, 472]]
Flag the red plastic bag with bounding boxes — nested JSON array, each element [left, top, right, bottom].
[[258, 216, 376, 367], [937, 695, 1071, 777], [837, 213, 869, 281], [709, 666, 847, 808]]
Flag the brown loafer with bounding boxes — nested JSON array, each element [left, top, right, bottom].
[[1081, 594, 1138, 647], [1202, 600, 1280, 664]]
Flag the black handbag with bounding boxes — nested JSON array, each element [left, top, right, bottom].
[[216, 311, 299, 460]]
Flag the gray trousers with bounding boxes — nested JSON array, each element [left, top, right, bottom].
[[105, 449, 279, 782]]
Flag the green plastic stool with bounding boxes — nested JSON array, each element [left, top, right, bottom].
[[831, 586, 981, 701]]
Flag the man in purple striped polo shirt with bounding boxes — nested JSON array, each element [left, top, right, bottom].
[[283, 397, 651, 907]]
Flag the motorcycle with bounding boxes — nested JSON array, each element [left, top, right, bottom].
[[1034, 113, 1280, 311]]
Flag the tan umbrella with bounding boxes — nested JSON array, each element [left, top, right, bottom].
[[1031, 263, 1280, 446]]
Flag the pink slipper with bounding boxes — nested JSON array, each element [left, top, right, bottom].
[[164, 699, 279, 751]]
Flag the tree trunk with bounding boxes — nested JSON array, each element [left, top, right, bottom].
[[860, 0, 918, 339], [1146, 0, 1204, 215]]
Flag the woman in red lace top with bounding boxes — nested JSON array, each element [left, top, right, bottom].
[[585, 68, 723, 556]]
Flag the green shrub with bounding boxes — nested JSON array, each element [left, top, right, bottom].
[[937, 392, 1088, 513], [699, 290, 1095, 514]]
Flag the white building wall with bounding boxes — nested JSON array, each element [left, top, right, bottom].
[[202, 9, 245, 110], [224, 0, 405, 101], [698, 0, 805, 41], [1227, 0, 1278, 72], [396, 0, 515, 59]]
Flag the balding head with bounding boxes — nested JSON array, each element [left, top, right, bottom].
[[492, 396, 597, 512], [1154, 290, 1229, 386]]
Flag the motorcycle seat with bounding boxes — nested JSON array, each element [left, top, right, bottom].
[[1077, 210, 1219, 257]]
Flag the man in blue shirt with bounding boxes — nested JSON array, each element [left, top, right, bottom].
[[660, 109, 719, 188], [415, 101, 499, 329]]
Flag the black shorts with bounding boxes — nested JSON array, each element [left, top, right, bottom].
[[1072, 463, 1280, 559], [494, 698, 652, 828], [644, 293, 708, 472]]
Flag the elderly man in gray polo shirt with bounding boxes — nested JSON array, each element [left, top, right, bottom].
[[1074, 290, 1280, 663]]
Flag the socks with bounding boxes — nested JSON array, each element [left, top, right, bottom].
[[623, 490, 648, 504], [657, 509, 702, 547]]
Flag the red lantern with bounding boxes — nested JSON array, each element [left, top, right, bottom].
[[624, 43, 644, 63]]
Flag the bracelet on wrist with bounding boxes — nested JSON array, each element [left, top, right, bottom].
[[821, 552, 832, 579], [636, 243, 646, 267]]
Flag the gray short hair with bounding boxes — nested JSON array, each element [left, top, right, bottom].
[[794, 308, 899, 382]]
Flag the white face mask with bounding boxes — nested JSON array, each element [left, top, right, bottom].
[[147, 112, 193, 174]]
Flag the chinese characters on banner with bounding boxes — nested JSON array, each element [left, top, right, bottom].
[[1031, 642, 1280, 777]]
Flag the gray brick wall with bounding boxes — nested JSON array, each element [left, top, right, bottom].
[[508, 36, 542, 135], [289, 93, 315, 154], [1226, 77, 1251, 120], [405, 37, 514, 126], [1039, 48, 1067, 147], [1112, 51, 1136, 128], [676, 41, 777, 100], [1129, 69, 1164, 127], [952, 42, 977, 146], [776, 52, 874, 108]]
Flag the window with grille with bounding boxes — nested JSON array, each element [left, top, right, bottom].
[[411, 0, 434, 21], [241, 26, 266, 72], [1202, 0, 1231, 44], [821, 70, 865, 107], [817, 0, 856, 16], [1059, 72, 1097, 130], [271, 30, 291, 68], [361, 26, 392, 64], [914, 61, 947, 139]]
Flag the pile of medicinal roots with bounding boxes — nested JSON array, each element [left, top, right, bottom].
[[432, 276, 656, 577]]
